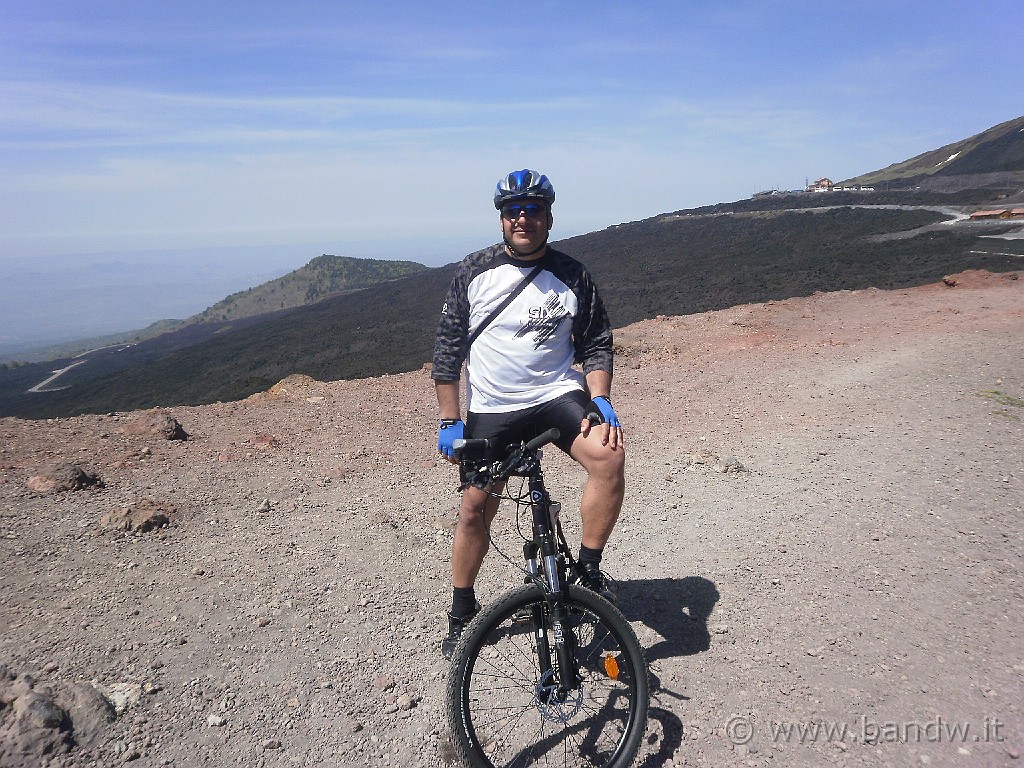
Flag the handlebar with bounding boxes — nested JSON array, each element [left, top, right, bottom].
[[451, 437, 488, 455], [525, 428, 561, 452], [453, 428, 561, 486], [452, 427, 560, 460]]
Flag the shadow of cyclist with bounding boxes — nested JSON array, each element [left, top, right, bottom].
[[615, 576, 719, 663], [636, 706, 685, 768]]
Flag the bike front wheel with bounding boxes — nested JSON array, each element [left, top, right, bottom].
[[446, 584, 649, 767]]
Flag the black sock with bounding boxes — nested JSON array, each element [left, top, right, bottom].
[[451, 586, 477, 618], [578, 545, 603, 566]]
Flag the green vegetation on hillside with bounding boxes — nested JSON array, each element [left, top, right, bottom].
[[190, 254, 427, 323]]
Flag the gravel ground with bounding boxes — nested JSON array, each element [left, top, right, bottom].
[[1, 269, 1022, 768]]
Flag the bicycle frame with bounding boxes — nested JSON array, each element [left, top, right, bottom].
[[455, 428, 582, 694]]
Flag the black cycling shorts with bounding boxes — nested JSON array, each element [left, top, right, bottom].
[[465, 389, 588, 463]]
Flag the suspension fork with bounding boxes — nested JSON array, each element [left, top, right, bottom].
[[528, 473, 580, 693], [523, 540, 553, 678]]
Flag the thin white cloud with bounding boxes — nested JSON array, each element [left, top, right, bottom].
[[0, 86, 763, 150], [0, 80, 596, 145], [0, 81, 462, 123]]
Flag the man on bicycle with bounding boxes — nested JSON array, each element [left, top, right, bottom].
[[432, 169, 625, 659]]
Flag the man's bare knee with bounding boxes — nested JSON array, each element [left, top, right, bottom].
[[456, 508, 488, 538], [573, 437, 625, 481], [598, 446, 626, 477], [456, 485, 500, 531]]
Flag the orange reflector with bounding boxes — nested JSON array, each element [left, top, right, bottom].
[[604, 653, 620, 680]]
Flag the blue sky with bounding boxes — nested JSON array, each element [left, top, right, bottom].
[[0, 1, 1022, 347]]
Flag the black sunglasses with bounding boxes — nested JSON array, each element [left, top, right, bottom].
[[501, 203, 547, 220]]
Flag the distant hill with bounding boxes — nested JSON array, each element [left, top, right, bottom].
[[187, 254, 427, 324], [842, 115, 1024, 193], [4, 254, 428, 365]]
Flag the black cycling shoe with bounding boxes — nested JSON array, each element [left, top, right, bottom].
[[576, 562, 618, 605], [441, 602, 480, 660]]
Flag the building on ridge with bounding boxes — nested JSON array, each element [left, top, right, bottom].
[[806, 177, 835, 192]]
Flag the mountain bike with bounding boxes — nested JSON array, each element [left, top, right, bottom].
[[445, 428, 650, 768]]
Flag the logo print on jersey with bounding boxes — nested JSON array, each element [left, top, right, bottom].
[[515, 295, 569, 349]]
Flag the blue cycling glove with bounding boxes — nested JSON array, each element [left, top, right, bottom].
[[437, 418, 465, 458], [585, 396, 621, 428]]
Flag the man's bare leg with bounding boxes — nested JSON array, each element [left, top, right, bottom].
[[570, 429, 626, 550], [451, 483, 503, 589], [444, 484, 503, 657]]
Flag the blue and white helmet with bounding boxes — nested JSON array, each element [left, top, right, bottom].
[[493, 169, 555, 210]]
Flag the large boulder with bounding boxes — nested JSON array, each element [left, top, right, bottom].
[[99, 499, 174, 533], [0, 669, 124, 765], [122, 412, 188, 441], [25, 463, 102, 494], [0, 671, 73, 767], [57, 683, 116, 747]]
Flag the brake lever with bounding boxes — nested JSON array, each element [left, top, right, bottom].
[[501, 446, 540, 477], [457, 464, 494, 491]]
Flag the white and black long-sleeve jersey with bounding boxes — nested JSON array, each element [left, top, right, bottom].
[[432, 244, 613, 414]]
